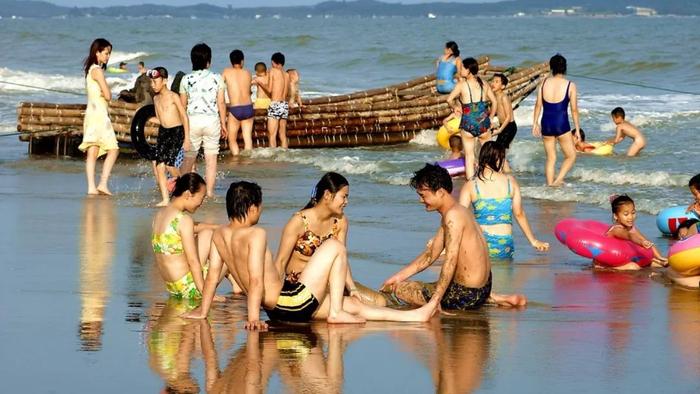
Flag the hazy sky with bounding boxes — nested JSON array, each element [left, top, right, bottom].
[[47, 0, 502, 7]]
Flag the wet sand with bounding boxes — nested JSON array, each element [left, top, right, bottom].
[[1, 139, 699, 392]]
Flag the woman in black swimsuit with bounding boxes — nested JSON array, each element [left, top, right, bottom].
[[273, 172, 387, 306]]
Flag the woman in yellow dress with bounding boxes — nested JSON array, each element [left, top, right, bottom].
[[80, 38, 119, 195]]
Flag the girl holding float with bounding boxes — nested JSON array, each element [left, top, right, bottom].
[[556, 195, 666, 271], [459, 142, 549, 259], [273, 172, 388, 306]]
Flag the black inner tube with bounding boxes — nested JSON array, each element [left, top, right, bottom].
[[130, 104, 156, 161]]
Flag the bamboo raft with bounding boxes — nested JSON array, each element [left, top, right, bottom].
[[16, 57, 549, 155]]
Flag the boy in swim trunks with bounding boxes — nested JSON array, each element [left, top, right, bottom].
[[255, 52, 290, 148], [223, 49, 254, 155], [183, 181, 436, 327], [381, 164, 526, 310], [607, 107, 647, 156], [490, 73, 517, 172], [287, 69, 302, 109], [149, 66, 190, 207], [252, 62, 271, 110]]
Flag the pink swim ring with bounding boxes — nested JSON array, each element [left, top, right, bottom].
[[555, 218, 654, 267]]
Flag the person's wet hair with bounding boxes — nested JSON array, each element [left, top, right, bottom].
[[448, 134, 462, 151], [610, 194, 635, 215], [255, 62, 267, 72], [689, 174, 700, 190], [271, 52, 285, 66], [462, 57, 483, 88], [83, 38, 112, 76], [171, 173, 206, 198], [494, 73, 508, 87], [229, 49, 244, 66], [445, 41, 460, 57], [305, 172, 349, 209], [611, 107, 626, 119], [578, 128, 586, 142], [138, 61, 145, 67], [410, 163, 453, 193], [190, 43, 212, 71], [477, 141, 505, 180], [226, 181, 263, 221], [550, 54, 567, 75]]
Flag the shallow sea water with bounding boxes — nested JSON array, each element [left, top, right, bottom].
[[1, 138, 699, 392], [1, 13, 700, 393]]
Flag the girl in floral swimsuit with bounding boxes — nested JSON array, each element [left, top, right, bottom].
[[273, 172, 388, 306]]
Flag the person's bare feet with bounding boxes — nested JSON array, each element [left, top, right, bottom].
[[182, 306, 207, 320], [156, 200, 169, 207], [87, 189, 99, 195], [327, 310, 366, 324], [96, 186, 113, 196], [489, 293, 528, 307], [213, 295, 226, 302]]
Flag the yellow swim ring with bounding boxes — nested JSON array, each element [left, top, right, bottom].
[[436, 117, 461, 149], [587, 141, 614, 156]]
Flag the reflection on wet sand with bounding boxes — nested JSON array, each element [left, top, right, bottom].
[[145, 301, 492, 394], [391, 317, 491, 394], [147, 298, 210, 393], [667, 288, 700, 377], [78, 197, 116, 351]]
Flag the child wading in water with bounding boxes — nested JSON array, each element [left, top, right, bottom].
[[149, 67, 190, 207], [608, 107, 647, 156], [605, 195, 667, 270], [676, 173, 700, 239], [490, 73, 517, 173]]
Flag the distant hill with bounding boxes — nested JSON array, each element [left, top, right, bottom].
[[1, 0, 698, 18]]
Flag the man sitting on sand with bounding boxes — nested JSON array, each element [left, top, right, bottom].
[[183, 181, 435, 328], [608, 107, 646, 156], [381, 164, 526, 310], [223, 49, 254, 155]]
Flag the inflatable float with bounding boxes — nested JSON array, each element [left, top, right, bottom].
[[130, 104, 157, 161], [106, 67, 128, 74], [555, 218, 654, 268], [436, 158, 466, 176], [656, 206, 698, 236], [582, 141, 613, 156], [668, 233, 700, 276], [436, 117, 461, 149]]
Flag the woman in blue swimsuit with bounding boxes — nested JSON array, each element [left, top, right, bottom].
[[435, 41, 462, 94], [532, 54, 581, 186], [459, 142, 549, 259], [447, 57, 498, 179]]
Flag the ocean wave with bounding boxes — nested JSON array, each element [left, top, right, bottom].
[[520, 185, 674, 215], [108, 51, 150, 65], [577, 59, 676, 75], [569, 168, 688, 187], [408, 129, 438, 146], [0, 67, 132, 94]]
